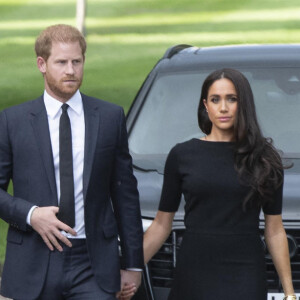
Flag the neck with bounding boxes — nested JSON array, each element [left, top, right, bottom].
[[45, 87, 75, 103], [206, 129, 234, 142]]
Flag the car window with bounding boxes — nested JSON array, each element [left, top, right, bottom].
[[248, 69, 300, 158], [129, 68, 300, 172]]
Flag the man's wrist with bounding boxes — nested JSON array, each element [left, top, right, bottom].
[[126, 268, 142, 272], [26, 206, 38, 225]]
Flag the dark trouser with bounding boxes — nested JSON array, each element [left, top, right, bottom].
[[16, 239, 116, 300]]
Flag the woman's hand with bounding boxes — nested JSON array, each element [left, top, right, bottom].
[[116, 282, 137, 300]]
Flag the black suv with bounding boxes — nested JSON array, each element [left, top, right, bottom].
[[127, 44, 300, 300]]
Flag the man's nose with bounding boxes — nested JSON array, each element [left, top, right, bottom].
[[65, 62, 75, 75]]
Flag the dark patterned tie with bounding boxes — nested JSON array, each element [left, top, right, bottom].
[[57, 103, 75, 228]]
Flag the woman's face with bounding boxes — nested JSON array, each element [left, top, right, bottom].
[[204, 78, 238, 135]]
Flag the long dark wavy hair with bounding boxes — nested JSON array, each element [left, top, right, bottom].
[[198, 68, 283, 207]]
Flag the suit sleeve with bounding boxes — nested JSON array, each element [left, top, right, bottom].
[[0, 110, 33, 231], [110, 107, 144, 269]]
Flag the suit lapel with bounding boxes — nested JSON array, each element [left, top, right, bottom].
[[82, 94, 100, 200], [30, 97, 58, 205]]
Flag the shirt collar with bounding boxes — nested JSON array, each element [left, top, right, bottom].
[[43, 90, 83, 119]]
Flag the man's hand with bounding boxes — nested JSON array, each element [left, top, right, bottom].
[[30, 206, 77, 252], [116, 270, 142, 300]]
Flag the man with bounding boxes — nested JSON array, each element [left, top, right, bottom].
[[0, 24, 143, 300]]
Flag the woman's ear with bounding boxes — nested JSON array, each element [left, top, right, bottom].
[[203, 99, 208, 112]]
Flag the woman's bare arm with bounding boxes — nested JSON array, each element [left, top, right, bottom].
[[144, 211, 175, 264], [264, 214, 294, 296]]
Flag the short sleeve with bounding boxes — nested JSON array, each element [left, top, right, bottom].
[[262, 179, 283, 215], [158, 145, 182, 212]]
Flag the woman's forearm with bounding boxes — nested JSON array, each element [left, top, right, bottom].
[[265, 226, 294, 295], [143, 211, 175, 264]]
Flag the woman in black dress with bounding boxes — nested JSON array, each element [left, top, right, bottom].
[[142, 69, 295, 300]]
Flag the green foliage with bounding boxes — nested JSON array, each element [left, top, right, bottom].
[[0, 219, 8, 271], [0, 0, 300, 266]]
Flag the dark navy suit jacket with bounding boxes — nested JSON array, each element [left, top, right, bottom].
[[0, 94, 144, 299]]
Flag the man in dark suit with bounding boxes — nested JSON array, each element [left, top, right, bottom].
[[0, 24, 143, 300]]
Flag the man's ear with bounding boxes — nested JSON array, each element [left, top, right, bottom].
[[37, 56, 46, 74]]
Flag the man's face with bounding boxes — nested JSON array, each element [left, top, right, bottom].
[[37, 41, 84, 102]]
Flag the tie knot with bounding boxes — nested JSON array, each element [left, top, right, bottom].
[[61, 103, 69, 112]]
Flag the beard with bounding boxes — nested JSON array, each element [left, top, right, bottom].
[[44, 72, 83, 101]]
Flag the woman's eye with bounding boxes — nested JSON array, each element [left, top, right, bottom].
[[211, 98, 219, 103], [228, 97, 238, 102]]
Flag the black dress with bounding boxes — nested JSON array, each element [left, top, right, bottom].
[[159, 139, 282, 300]]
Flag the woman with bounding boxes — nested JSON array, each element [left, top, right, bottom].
[[140, 69, 295, 300]]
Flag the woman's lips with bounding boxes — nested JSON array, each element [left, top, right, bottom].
[[218, 117, 231, 122]]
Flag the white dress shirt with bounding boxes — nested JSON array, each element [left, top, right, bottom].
[[27, 90, 86, 238]]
